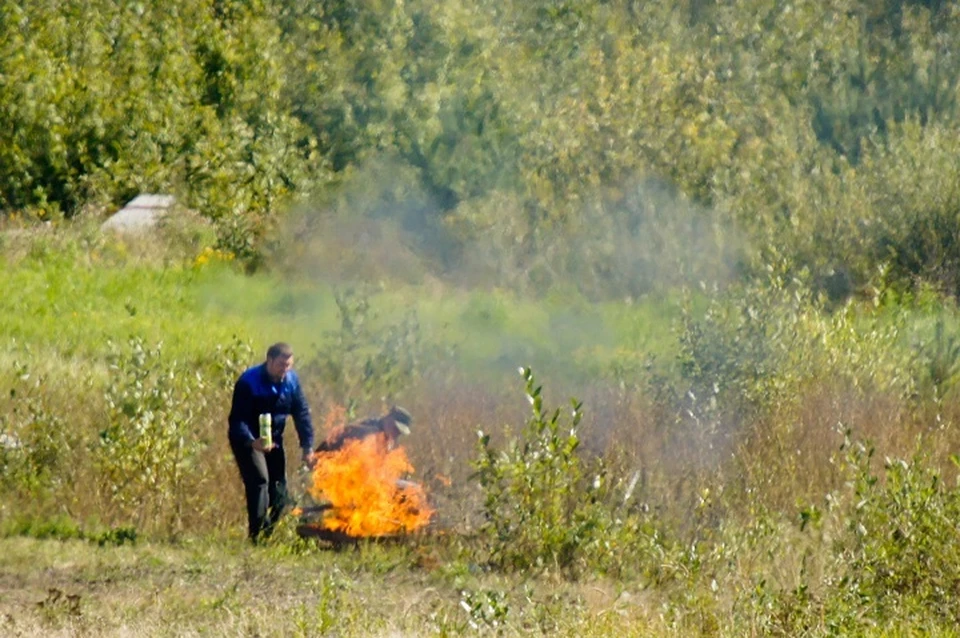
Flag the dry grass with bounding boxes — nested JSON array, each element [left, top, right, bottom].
[[0, 536, 667, 637], [12, 359, 954, 541]]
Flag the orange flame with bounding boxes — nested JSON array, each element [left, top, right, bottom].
[[307, 434, 433, 537]]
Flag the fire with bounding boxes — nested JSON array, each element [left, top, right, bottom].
[[307, 434, 433, 537]]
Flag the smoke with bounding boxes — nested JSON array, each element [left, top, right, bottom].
[[247, 153, 749, 392], [197, 155, 755, 533], [279, 172, 741, 295]]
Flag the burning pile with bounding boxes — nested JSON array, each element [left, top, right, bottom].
[[305, 435, 433, 538]]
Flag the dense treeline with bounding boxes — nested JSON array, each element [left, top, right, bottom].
[[4, 0, 960, 296]]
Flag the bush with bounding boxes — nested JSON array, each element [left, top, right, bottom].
[[95, 337, 210, 535], [473, 367, 673, 578], [831, 437, 960, 625], [473, 367, 588, 571], [0, 361, 82, 508]]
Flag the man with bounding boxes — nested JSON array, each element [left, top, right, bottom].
[[315, 406, 412, 454], [228, 342, 315, 542]]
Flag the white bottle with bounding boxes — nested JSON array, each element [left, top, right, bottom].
[[259, 413, 272, 449]]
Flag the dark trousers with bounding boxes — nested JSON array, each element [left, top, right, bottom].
[[230, 441, 288, 541]]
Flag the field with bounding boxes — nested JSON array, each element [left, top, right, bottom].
[[2, 220, 960, 637], [0, 531, 692, 637], [8, 1, 960, 634]]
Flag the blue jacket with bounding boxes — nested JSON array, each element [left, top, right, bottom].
[[228, 363, 314, 452]]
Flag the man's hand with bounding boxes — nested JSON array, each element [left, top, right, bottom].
[[252, 438, 276, 452], [301, 450, 316, 468]]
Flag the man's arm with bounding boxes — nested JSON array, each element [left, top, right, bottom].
[[227, 377, 256, 445], [290, 374, 314, 456]]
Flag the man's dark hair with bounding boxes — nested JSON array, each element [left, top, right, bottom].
[[266, 342, 294, 360]]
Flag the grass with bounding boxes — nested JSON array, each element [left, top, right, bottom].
[[0, 535, 665, 637], [6, 222, 960, 635], [3, 529, 960, 637], [0, 222, 684, 390]]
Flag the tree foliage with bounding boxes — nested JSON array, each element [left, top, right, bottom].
[[4, 0, 960, 293]]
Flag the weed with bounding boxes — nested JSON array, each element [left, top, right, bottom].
[[831, 434, 960, 625], [459, 588, 510, 633], [473, 367, 674, 579]]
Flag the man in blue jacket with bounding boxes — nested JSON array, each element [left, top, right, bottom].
[[228, 342, 315, 542]]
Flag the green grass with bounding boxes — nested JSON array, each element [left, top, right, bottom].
[[0, 226, 683, 387]]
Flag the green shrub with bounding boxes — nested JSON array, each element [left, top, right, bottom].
[[731, 432, 960, 634], [0, 361, 81, 507], [0, 515, 137, 548], [95, 337, 209, 535], [831, 437, 960, 625], [473, 367, 588, 571], [0, 514, 84, 541], [472, 367, 673, 578], [675, 271, 915, 422]]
